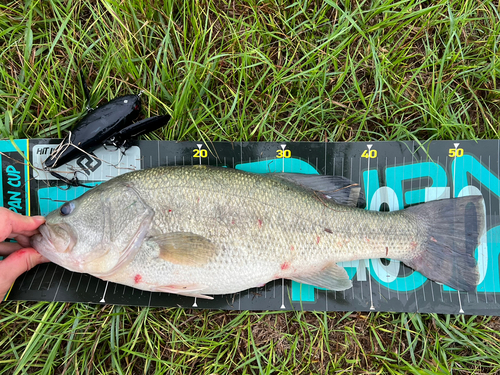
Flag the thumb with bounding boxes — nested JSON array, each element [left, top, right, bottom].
[[0, 248, 49, 301], [0, 207, 45, 239]]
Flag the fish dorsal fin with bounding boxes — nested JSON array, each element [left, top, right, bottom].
[[151, 232, 217, 267], [290, 263, 352, 291], [271, 174, 365, 208]]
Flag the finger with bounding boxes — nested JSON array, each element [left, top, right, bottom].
[[0, 242, 23, 255], [9, 228, 42, 238], [0, 208, 45, 240], [0, 234, 38, 255], [9, 234, 32, 248], [0, 231, 43, 256], [0, 248, 49, 301]]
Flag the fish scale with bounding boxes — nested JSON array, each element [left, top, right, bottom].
[[31, 165, 485, 298]]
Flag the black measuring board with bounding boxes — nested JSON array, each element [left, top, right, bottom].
[[1, 139, 499, 314]]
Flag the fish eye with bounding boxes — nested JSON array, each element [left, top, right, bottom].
[[60, 201, 75, 216]]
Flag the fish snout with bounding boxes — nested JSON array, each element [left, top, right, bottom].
[[35, 223, 76, 255]]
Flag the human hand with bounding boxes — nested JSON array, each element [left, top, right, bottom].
[[0, 208, 49, 301]]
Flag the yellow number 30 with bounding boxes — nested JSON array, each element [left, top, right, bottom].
[[276, 149, 291, 158]]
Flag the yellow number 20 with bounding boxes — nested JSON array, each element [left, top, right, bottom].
[[193, 149, 208, 158]]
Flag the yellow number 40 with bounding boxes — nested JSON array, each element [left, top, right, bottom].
[[362, 149, 377, 159]]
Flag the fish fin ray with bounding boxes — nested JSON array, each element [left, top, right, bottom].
[[153, 284, 213, 299], [151, 232, 217, 266], [402, 195, 485, 292], [291, 263, 352, 291], [271, 174, 365, 208]]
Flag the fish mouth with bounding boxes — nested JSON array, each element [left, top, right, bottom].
[[38, 224, 52, 244], [32, 223, 76, 254], [30, 224, 57, 259], [31, 223, 82, 272]]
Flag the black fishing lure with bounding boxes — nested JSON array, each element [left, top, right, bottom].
[[43, 71, 170, 186]]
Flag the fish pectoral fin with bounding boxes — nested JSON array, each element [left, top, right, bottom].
[[291, 263, 352, 291], [153, 284, 213, 300], [151, 232, 217, 267]]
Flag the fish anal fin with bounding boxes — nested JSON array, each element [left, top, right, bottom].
[[291, 263, 352, 291], [153, 284, 213, 300], [151, 232, 217, 266]]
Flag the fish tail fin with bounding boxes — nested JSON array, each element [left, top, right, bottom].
[[402, 195, 485, 292]]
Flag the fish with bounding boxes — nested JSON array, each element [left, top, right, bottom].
[[30, 165, 485, 299]]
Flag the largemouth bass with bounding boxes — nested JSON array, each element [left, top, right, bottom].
[[31, 166, 485, 298]]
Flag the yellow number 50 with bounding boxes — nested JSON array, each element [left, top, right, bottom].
[[448, 148, 464, 157]]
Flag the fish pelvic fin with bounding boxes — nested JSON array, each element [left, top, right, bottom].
[[291, 263, 352, 291], [402, 195, 485, 292]]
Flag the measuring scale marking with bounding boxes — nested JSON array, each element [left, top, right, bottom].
[[453, 143, 465, 313], [366, 144, 375, 311], [100, 281, 109, 303]]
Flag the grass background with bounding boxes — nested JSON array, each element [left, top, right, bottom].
[[1, 0, 500, 373]]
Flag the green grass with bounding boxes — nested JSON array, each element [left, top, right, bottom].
[[1, 0, 500, 373], [2, 304, 500, 374]]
